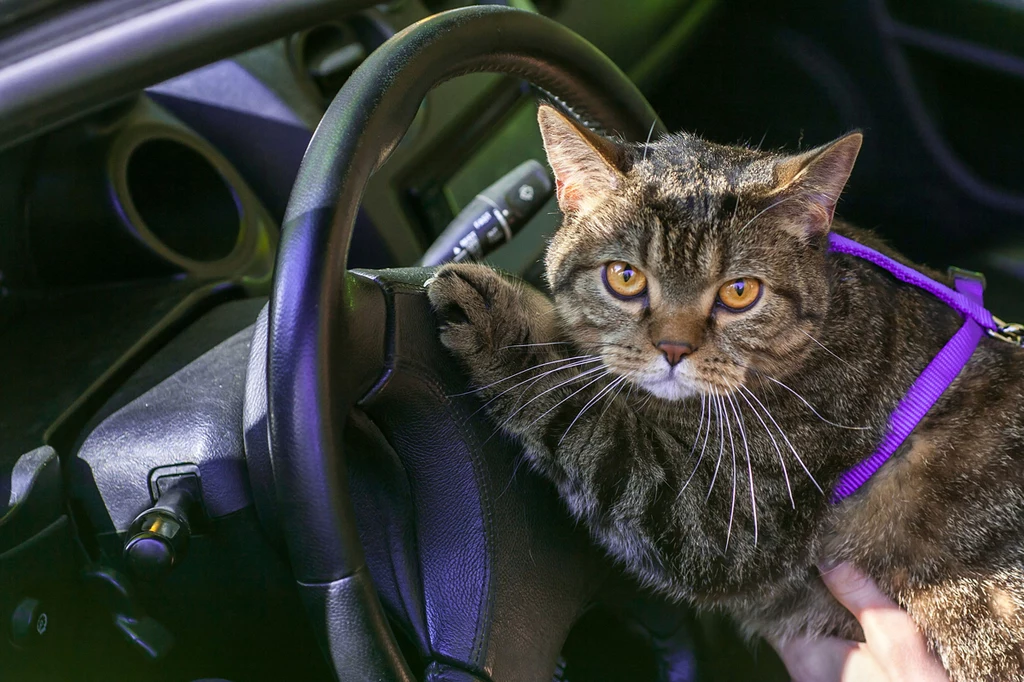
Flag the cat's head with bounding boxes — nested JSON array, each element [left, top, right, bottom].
[[538, 104, 861, 401]]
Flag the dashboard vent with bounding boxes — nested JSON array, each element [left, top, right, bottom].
[[291, 14, 392, 105]]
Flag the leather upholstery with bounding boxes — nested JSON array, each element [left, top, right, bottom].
[[265, 6, 664, 680], [354, 269, 607, 681], [299, 567, 414, 682], [425, 663, 488, 682]]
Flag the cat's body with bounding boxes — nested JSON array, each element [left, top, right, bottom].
[[428, 105, 1024, 680]]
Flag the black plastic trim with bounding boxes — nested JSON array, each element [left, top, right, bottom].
[[45, 281, 248, 456], [0, 0, 379, 150], [0, 447, 63, 553]]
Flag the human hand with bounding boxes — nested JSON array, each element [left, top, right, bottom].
[[776, 562, 950, 681]]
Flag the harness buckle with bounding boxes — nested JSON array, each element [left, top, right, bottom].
[[945, 267, 1023, 347], [948, 266, 986, 289], [989, 316, 1024, 347]]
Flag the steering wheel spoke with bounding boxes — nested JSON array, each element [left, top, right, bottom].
[[349, 268, 608, 679]]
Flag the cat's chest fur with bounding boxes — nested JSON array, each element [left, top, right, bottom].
[[571, 285, 1024, 604], [586, 389, 864, 597]]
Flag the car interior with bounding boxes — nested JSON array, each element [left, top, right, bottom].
[[2, 0, 1023, 680]]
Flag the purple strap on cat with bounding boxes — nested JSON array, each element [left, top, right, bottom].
[[828, 234, 997, 330], [827, 233, 1001, 503]]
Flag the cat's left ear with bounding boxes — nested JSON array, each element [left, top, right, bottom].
[[537, 104, 627, 215], [771, 132, 863, 237]]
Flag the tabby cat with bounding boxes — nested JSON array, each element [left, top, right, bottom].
[[427, 104, 1024, 681]]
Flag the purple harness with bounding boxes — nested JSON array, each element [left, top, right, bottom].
[[827, 233, 1023, 503]]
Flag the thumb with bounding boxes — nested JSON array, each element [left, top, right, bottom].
[[776, 634, 883, 682], [818, 561, 930, 667], [818, 562, 896, 621]]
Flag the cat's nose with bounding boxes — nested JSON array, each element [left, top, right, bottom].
[[656, 341, 694, 367]]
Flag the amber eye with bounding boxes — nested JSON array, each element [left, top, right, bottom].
[[717, 277, 762, 311], [603, 261, 648, 299]]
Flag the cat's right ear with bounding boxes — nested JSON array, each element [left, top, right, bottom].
[[537, 104, 625, 214]]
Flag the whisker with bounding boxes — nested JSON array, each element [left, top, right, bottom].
[[597, 373, 631, 422], [678, 394, 712, 499], [707, 393, 726, 501], [559, 374, 627, 445], [497, 370, 608, 497], [738, 193, 805, 234], [729, 193, 742, 229], [689, 393, 707, 460], [522, 370, 612, 434], [486, 365, 608, 442], [722, 393, 738, 552], [728, 394, 757, 546], [578, 341, 648, 353], [499, 341, 573, 350], [756, 372, 868, 430], [495, 365, 599, 498], [466, 357, 604, 420], [498, 452, 530, 500], [621, 381, 636, 410], [737, 386, 793, 509], [642, 117, 658, 162], [755, 129, 769, 151], [739, 385, 823, 494], [449, 354, 599, 397], [505, 360, 604, 414], [796, 329, 860, 373]]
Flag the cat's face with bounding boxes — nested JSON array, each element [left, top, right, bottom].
[[537, 105, 861, 401]]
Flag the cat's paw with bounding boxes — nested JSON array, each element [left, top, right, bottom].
[[427, 263, 535, 360]]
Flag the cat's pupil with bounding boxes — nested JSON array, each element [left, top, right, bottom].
[[623, 270, 634, 282], [734, 281, 745, 296]]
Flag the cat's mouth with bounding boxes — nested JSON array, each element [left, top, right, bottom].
[[635, 362, 702, 401], [626, 355, 746, 402]]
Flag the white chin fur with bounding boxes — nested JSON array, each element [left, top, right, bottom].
[[640, 379, 699, 401], [637, 363, 701, 401]]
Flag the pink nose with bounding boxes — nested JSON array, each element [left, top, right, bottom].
[[657, 341, 694, 367]]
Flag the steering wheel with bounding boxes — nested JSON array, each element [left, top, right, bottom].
[[256, 6, 667, 680]]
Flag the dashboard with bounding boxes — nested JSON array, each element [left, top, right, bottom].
[[5, 0, 1024, 679]]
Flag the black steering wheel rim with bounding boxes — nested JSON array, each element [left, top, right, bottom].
[[267, 6, 666, 679]]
